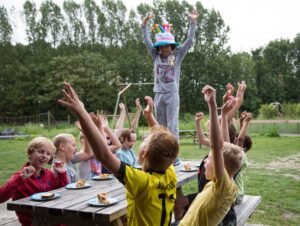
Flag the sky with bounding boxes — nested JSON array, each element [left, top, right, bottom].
[[1, 0, 299, 52]]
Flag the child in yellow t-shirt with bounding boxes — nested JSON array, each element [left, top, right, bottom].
[[59, 83, 179, 226], [179, 85, 243, 226]]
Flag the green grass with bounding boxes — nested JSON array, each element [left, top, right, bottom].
[[0, 126, 300, 225]]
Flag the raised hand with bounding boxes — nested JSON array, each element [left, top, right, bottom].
[[221, 96, 236, 115], [202, 85, 216, 104], [89, 112, 101, 129], [53, 160, 66, 173], [119, 103, 125, 111], [135, 98, 142, 110], [75, 121, 82, 131], [144, 96, 154, 115], [188, 10, 199, 22], [195, 112, 204, 122], [98, 115, 109, 129], [238, 81, 247, 92], [58, 82, 85, 116], [142, 13, 155, 25], [20, 165, 35, 179], [245, 112, 253, 122]]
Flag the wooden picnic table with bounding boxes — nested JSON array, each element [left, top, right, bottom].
[[7, 162, 198, 226]]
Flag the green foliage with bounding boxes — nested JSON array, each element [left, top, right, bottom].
[[258, 104, 278, 118]]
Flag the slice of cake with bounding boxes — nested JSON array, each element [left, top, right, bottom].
[[183, 163, 191, 171], [41, 192, 55, 199], [97, 193, 110, 204], [76, 179, 86, 188], [99, 174, 109, 179]]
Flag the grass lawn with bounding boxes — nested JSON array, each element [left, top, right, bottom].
[[0, 131, 299, 225]]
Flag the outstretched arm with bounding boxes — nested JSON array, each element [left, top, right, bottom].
[[100, 115, 122, 152], [194, 112, 210, 146], [59, 83, 121, 177], [202, 85, 224, 180], [141, 13, 156, 59], [227, 81, 247, 122], [114, 103, 126, 137], [143, 96, 159, 127], [177, 10, 198, 59], [237, 112, 252, 148], [221, 97, 236, 143], [131, 98, 142, 132]]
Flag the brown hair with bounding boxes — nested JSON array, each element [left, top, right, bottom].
[[27, 137, 56, 157], [145, 126, 179, 171], [243, 135, 252, 152], [119, 129, 135, 144], [222, 142, 243, 176]]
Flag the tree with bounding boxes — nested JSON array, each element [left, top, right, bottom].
[[23, 0, 40, 43], [0, 6, 12, 44]]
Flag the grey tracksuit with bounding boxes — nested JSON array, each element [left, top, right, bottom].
[[142, 21, 197, 139]]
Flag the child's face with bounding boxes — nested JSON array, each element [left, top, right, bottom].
[[159, 44, 172, 56], [28, 145, 52, 169], [64, 137, 77, 162], [204, 153, 215, 180], [122, 133, 136, 150]]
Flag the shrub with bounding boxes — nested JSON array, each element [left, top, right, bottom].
[[258, 104, 277, 118]]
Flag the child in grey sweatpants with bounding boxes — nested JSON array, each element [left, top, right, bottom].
[[141, 11, 198, 143]]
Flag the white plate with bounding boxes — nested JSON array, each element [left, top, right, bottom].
[[180, 167, 198, 172], [30, 192, 60, 201], [66, 183, 91, 189], [92, 175, 114, 181], [88, 197, 118, 207]]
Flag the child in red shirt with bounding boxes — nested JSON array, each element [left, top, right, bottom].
[[0, 137, 68, 226]]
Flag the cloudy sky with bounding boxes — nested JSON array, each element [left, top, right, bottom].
[[1, 0, 299, 52]]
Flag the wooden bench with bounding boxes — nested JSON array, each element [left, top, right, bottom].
[[235, 195, 262, 226], [171, 195, 261, 226]]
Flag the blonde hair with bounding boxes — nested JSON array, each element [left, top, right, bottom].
[[145, 126, 179, 171], [53, 133, 75, 153], [222, 142, 243, 176], [27, 137, 56, 157]]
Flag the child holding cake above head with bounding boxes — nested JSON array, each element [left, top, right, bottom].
[[59, 82, 179, 226], [141, 11, 198, 146], [0, 137, 68, 226]]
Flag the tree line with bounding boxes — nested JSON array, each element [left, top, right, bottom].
[[0, 0, 299, 119]]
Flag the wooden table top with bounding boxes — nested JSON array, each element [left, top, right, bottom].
[[7, 162, 199, 225]]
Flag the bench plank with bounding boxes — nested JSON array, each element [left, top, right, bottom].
[[235, 195, 262, 226]]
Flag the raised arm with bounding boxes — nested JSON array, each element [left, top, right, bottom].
[[221, 97, 236, 143], [237, 112, 252, 147], [73, 121, 94, 162], [114, 103, 126, 137], [143, 96, 159, 127], [177, 10, 198, 59], [59, 83, 121, 177], [194, 112, 210, 146], [100, 115, 122, 152], [202, 85, 224, 180], [130, 98, 142, 132], [227, 81, 247, 122], [141, 13, 156, 59]]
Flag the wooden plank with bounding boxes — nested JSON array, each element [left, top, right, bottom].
[[235, 195, 262, 226], [251, 119, 300, 124]]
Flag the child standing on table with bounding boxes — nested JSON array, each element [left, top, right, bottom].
[[0, 137, 68, 226], [178, 85, 243, 226], [141, 11, 198, 142], [59, 82, 179, 226]]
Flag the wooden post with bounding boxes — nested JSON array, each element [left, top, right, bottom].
[[47, 111, 51, 132], [67, 114, 70, 127]]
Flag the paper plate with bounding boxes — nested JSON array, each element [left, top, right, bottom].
[[92, 175, 114, 181], [88, 197, 118, 207], [30, 192, 60, 201], [180, 167, 198, 172], [66, 183, 91, 189]]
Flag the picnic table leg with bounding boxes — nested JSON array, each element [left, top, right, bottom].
[[111, 218, 123, 226]]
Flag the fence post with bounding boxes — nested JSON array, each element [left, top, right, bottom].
[[47, 111, 51, 132], [68, 115, 70, 127]]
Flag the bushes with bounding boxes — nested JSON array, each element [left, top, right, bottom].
[[259, 103, 300, 118]]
